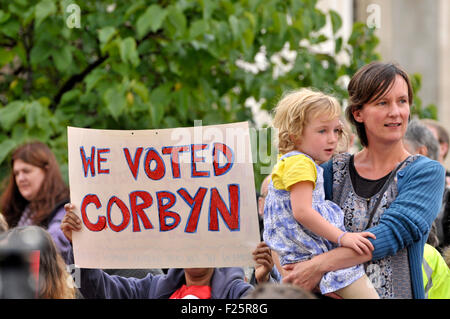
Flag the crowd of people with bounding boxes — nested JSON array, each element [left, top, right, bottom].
[[0, 61, 449, 299]]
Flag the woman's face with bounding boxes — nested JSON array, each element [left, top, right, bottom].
[[13, 159, 46, 201], [353, 75, 410, 146]]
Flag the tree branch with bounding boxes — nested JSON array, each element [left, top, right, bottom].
[[0, 40, 16, 47], [49, 53, 108, 112], [22, 23, 34, 95], [49, 28, 165, 112]]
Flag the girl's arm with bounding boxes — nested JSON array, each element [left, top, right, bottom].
[[290, 181, 343, 243], [285, 181, 373, 288], [291, 181, 374, 255]]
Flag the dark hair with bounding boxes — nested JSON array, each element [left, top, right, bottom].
[[0, 141, 69, 227], [346, 62, 413, 147]]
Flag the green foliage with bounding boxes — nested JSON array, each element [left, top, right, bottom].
[[410, 73, 438, 120], [0, 0, 410, 190]]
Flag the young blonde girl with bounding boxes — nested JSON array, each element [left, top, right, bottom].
[[263, 88, 379, 298]]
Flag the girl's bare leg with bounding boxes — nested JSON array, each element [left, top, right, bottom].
[[334, 274, 380, 299]]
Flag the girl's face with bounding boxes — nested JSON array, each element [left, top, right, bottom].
[[13, 159, 46, 201], [293, 114, 342, 163], [353, 75, 410, 146]]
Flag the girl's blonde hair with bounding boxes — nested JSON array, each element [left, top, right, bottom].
[[272, 88, 347, 154]]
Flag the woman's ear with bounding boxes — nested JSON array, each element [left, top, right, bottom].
[[352, 108, 364, 123]]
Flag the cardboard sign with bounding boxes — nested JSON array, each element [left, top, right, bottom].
[[67, 122, 260, 268]]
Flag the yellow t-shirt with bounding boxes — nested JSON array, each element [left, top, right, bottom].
[[271, 153, 317, 191]]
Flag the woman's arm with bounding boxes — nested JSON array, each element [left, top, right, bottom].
[[282, 246, 372, 289], [367, 159, 445, 260], [46, 207, 73, 258]]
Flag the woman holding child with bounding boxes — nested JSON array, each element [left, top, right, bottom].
[[279, 62, 445, 299]]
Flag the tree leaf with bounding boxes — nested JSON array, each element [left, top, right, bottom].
[[0, 139, 18, 165], [335, 36, 343, 54], [149, 84, 171, 127], [119, 37, 140, 67], [172, 87, 189, 122], [136, 4, 167, 39], [0, 10, 11, 24], [201, 0, 217, 20], [30, 40, 52, 65], [0, 16, 19, 38], [104, 86, 126, 121], [35, 0, 57, 27], [60, 89, 81, 105], [189, 19, 208, 39], [0, 101, 25, 130], [98, 26, 117, 44], [84, 69, 107, 93], [125, 0, 145, 18], [131, 81, 149, 102], [0, 48, 14, 67], [25, 101, 43, 128], [166, 6, 187, 38], [52, 46, 72, 72], [229, 15, 240, 41], [329, 9, 342, 34]]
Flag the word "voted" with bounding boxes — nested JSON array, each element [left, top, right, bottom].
[[79, 143, 234, 180]]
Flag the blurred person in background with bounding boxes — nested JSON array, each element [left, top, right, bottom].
[[0, 226, 76, 299], [0, 141, 71, 257], [421, 119, 449, 169], [0, 213, 8, 233], [420, 119, 450, 250], [403, 119, 440, 161]]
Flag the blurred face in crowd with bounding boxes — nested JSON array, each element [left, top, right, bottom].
[[184, 268, 215, 286], [13, 159, 46, 201], [425, 124, 448, 163]]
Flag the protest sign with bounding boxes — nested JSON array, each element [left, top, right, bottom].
[[67, 122, 261, 268]]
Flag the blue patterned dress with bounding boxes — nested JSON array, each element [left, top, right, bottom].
[[263, 151, 366, 294]]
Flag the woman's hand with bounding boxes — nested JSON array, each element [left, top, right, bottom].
[[282, 258, 324, 291], [60, 203, 82, 243], [252, 242, 274, 283]]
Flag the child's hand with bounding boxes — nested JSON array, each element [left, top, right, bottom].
[[61, 203, 82, 243], [339, 231, 376, 255], [252, 242, 274, 283]]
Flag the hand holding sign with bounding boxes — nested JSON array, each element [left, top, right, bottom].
[[61, 203, 81, 243], [67, 122, 260, 269]]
